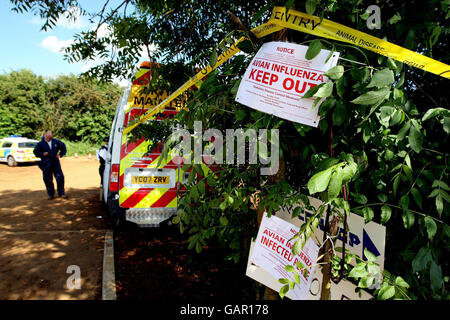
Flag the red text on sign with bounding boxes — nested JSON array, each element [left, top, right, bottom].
[[248, 68, 279, 86]]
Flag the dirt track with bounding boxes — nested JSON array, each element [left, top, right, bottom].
[[0, 156, 107, 299], [0, 156, 257, 300]]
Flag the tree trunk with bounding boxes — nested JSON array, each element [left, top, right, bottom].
[[320, 215, 340, 300]]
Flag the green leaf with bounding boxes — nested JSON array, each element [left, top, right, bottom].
[[444, 225, 450, 239], [391, 109, 404, 126], [307, 167, 333, 194], [209, 48, 217, 68], [251, 2, 272, 23], [305, 39, 322, 60], [285, 0, 295, 12], [336, 76, 346, 98], [295, 261, 305, 269], [378, 285, 395, 300], [326, 65, 344, 80], [379, 106, 396, 127], [402, 210, 415, 229], [292, 207, 302, 218], [195, 241, 202, 253], [367, 69, 395, 88], [402, 165, 413, 183], [387, 57, 398, 70], [363, 207, 374, 223], [294, 272, 301, 285], [359, 276, 375, 288], [432, 180, 450, 191], [349, 263, 368, 278], [436, 194, 443, 216], [328, 167, 344, 200], [393, 175, 401, 197], [206, 174, 216, 187], [314, 81, 333, 98], [237, 39, 254, 54], [424, 216, 437, 240], [172, 215, 180, 224], [388, 13, 402, 24], [380, 205, 392, 224], [292, 239, 302, 256], [188, 170, 195, 184], [422, 107, 450, 121], [303, 269, 309, 278], [332, 101, 347, 126], [191, 185, 199, 202], [278, 278, 289, 284], [341, 162, 357, 184], [219, 216, 228, 226], [305, 0, 317, 15], [279, 284, 289, 299], [443, 116, 450, 134], [351, 87, 390, 105], [235, 109, 246, 121], [367, 262, 379, 276], [397, 120, 411, 141], [194, 164, 204, 177], [302, 82, 323, 98], [412, 247, 432, 273], [408, 124, 423, 153], [230, 79, 241, 96], [399, 194, 409, 210], [290, 281, 296, 290], [285, 265, 295, 273], [430, 261, 443, 291], [364, 248, 377, 262], [410, 188, 423, 209], [394, 276, 410, 289], [352, 193, 368, 204], [377, 194, 388, 202], [197, 180, 205, 194]]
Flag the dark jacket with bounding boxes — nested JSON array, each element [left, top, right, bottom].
[[33, 137, 67, 171]]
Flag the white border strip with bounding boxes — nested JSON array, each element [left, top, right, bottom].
[[102, 230, 116, 300]]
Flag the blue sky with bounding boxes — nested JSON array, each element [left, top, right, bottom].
[[0, 0, 144, 85]]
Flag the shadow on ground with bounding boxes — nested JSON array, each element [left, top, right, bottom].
[[0, 188, 106, 232], [0, 188, 108, 299], [114, 224, 258, 300]]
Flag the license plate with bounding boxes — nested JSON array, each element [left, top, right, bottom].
[[131, 176, 169, 184]]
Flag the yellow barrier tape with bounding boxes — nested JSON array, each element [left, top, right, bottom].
[[123, 20, 285, 135], [270, 6, 450, 79], [123, 36, 248, 135], [124, 7, 449, 134]]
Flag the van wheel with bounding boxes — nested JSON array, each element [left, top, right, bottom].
[[7, 156, 17, 167], [106, 198, 126, 229]]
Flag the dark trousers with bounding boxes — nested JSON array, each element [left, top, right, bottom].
[[43, 165, 65, 197], [99, 164, 105, 186]]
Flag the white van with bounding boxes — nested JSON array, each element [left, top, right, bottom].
[[101, 62, 188, 227]]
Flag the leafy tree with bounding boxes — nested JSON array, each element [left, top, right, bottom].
[[44, 75, 122, 143], [0, 69, 46, 138], [10, 0, 449, 300], [0, 70, 121, 143]]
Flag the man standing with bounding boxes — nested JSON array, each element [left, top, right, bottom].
[[98, 137, 108, 186], [33, 131, 67, 200]]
